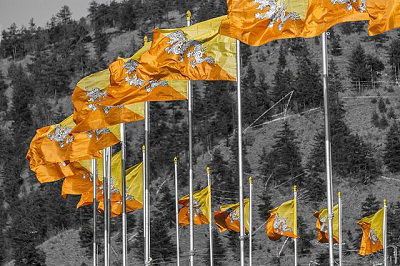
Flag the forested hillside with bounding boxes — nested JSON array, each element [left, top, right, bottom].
[[1, 0, 400, 265]]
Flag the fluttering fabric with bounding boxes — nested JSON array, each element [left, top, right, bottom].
[[266, 199, 297, 240], [214, 199, 249, 233], [358, 208, 384, 255], [313, 205, 339, 243], [178, 185, 211, 226]]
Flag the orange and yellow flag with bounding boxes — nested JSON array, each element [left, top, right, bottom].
[[313, 205, 339, 243], [26, 115, 120, 166], [178, 185, 211, 226], [266, 199, 297, 240], [219, 0, 369, 46], [358, 208, 384, 256], [366, 0, 400, 35], [214, 199, 250, 233], [136, 16, 237, 81]]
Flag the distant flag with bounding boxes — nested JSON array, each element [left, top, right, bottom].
[[178, 185, 211, 226], [214, 199, 250, 233], [366, 0, 400, 35], [358, 208, 384, 256], [313, 205, 339, 243], [136, 16, 237, 81], [266, 199, 297, 240], [219, 0, 369, 46]]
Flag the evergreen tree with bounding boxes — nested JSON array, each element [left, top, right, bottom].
[[348, 43, 370, 93], [257, 186, 272, 220], [383, 122, 400, 173], [0, 71, 8, 112], [378, 98, 387, 113], [203, 229, 226, 265], [371, 110, 380, 128], [388, 39, 400, 82], [329, 28, 342, 56]]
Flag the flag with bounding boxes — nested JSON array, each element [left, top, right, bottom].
[[28, 160, 88, 184], [366, 0, 400, 35], [101, 41, 188, 107], [358, 208, 384, 256], [219, 0, 369, 46], [71, 68, 145, 133], [26, 115, 120, 165], [111, 162, 143, 204], [136, 16, 237, 81], [313, 205, 339, 243], [214, 199, 250, 232], [178, 185, 211, 226], [266, 199, 297, 240]]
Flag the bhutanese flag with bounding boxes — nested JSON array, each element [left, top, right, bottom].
[[136, 16, 237, 81], [71, 69, 144, 133], [26, 115, 120, 165], [178, 185, 211, 226], [219, 0, 369, 46], [266, 199, 297, 240], [214, 199, 250, 232], [100, 40, 188, 107], [358, 208, 384, 256], [313, 205, 339, 243], [366, 0, 400, 35]]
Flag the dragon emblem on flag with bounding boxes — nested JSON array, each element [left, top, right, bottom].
[[87, 128, 111, 139], [164, 30, 215, 68], [86, 87, 107, 103], [369, 228, 380, 244], [319, 216, 329, 233], [253, 0, 301, 30], [48, 125, 73, 148], [228, 209, 240, 223], [193, 200, 202, 217], [331, 0, 366, 12], [273, 213, 293, 234]]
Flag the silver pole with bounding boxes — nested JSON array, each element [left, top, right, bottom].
[[236, 39, 245, 266], [207, 167, 213, 266], [174, 157, 180, 266], [322, 31, 335, 266], [338, 192, 342, 266], [92, 159, 97, 266], [294, 186, 297, 266], [249, 177, 253, 266], [384, 199, 387, 266], [107, 146, 112, 265], [103, 149, 109, 266], [121, 123, 127, 266], [142, 145, 146, 264], [186, 10, 195, 266], [145, 101, 151, 265]]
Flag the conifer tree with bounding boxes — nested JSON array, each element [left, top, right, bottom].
[[383, 122, 400, 173], [0, 71, 7, 112], [329, 28, 342, 56], [203, 229, 226, 265], [348, 43, 370, 93], [388, 39, 400, 82], [272, 44, 294, 104], [257, 186, 272, 221]]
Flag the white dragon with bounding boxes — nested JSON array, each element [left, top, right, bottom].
[[331, 0, 367, 12], [228, 209, 240, 223], [253, 0, 301, 30], [273, 213, 293, 234], [369, 229, 380, 244], [47, 125, 73, 148], [164, 30, 215, 68]]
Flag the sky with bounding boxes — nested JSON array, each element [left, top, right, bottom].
[[0, 0, 114, 32]]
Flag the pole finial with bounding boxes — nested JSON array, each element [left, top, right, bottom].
[[294, 185, 297, 192], [142, 145, 146, 152], [144, 35, 148, 44], [174, 156, 178, 164], [384, 199, 387, 206], [249, 176, 253, 184], [186, 10, 191, 21], [206, 166, 210, 174], [338, 191, 341, 198]]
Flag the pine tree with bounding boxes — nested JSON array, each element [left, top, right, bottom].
[[272, 45, 294, 104], [0, 71, 8, 112], [383, 122, 400, 173], [348, 43, 370, 93], [203, 229, 226, 265], [388, 39, 400, 82], [257, 186, 272, 221], [329, 28, 342, 56]]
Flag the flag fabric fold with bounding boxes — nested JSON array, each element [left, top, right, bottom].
[[313, 205, 339, 243], [214, 199, 250, 233], [366, 0, 400, 35], [136, 16, 237, 81], [178, 185, 211, 226], [266, 199, 297, 240], [358, 208, 384, 256]]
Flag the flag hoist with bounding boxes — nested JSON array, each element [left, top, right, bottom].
[[120, 123, 127, 266], [338, 192, 343, 266], [144, 101, 151, 265], [174, 157, 180, 266], [249, 176, 253, 265], [102, 148, 109, 266], [294, 186, 297, 266], [207, 167, 213, 266], [92, 159, 97, 266]]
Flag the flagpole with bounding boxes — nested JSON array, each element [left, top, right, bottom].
[[142, 145, 146, 264], [92, 159, 97, 266], [174, 157, 180, 266], [186, 10, 195, 266], [103, 149, 109, 266], [121, 123, 127, 266], [383, 199, 387, 266], [338, 192, 342, 266], [294, 185, 297, 266], [236, 39, 245, 266], [207, 167, 213, 266], [144, 102, 151, 265], [249, 177, 253, 266], [322, 31, 335, 266], [106, 146, 112, 265]]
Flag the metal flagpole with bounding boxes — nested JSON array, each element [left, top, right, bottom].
[[106, 147, 112, 265], [322, 31, 335, 266], [92, 159, 97, 266], [120, 123, 127, 266], [294, 185, 297, 266], [142, 145, 146, 264], [145, 101, 151, 265], [207, 167, 213, 266], [186, 10, 195, 266], [338, 192, 342, 266], [249, 177, 253, 266], [383, 199, 387, 266], [236, 39, 245, 266], [103, 149, 109, 266], [174, 157, 180, 266]]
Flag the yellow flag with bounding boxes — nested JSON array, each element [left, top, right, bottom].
[[112, 162, 143, 204], [366, 0, 400, 35], [358, 208, 384, 255], [179, 185, 211, 225], [266, 199, 297, 240], [313, 205, 339, 243], [214, 199, 250, 232]]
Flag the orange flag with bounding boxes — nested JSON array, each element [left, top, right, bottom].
[[358, 208, 384, 256], [136, 16, 237, 81], [266, 199, 297, 240], [219, 0, 369, 46], [366, 0, 400, 35], [313, 205, 339, 243], [178, 185, 211, 226], [214, 199, 250, 233]]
